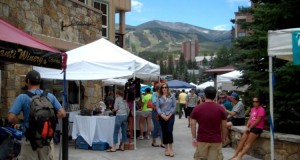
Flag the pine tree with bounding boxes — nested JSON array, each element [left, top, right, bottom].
[[230, 0, 300, 134]]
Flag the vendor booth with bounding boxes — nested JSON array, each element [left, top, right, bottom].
[[0, 18, 68, 159], [267, 28, 300, 159], [33, 38, 160, 150]]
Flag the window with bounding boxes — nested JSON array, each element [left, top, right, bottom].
[[93, 0, 108, 38], [237, 32, 246, 37]]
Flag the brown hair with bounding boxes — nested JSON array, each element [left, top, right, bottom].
[[115, 90, 124, 97], [158, 83, 171, 98]]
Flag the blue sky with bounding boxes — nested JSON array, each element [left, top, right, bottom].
[[125, 0, 251, 31]]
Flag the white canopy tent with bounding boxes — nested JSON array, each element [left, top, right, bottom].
[[34, 38, 160, 80], [267, 28, 300, 160], [217, 70, 248, 92], [196, 81, 222, 90]]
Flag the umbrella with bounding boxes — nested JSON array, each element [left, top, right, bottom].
[[167, 80, 196, 88]]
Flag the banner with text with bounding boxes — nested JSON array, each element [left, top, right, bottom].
[[0, 41, 63, 69]]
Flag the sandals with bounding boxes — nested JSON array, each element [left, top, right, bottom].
[[106, 149, 116, 152], [160, 144, 165, 148], [138, 136, 144, 140], [169, 152, 175, 157], [117, 148, 125, 151], [152, 143, 160, 147]]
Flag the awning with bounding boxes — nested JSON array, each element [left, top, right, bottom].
[[0, 18, 67, 69]]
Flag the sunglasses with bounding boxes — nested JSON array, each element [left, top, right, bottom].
[[162, 86, 168, 89], [253, 101, 259, 103]]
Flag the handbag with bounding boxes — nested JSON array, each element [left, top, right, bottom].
[[147, 100, 156, 109]]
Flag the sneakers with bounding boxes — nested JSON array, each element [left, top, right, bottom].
[[138, 136, 144, 140], [145, 135, 150, 140]]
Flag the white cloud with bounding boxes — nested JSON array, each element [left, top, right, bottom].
[[213, 24, 231, 31], [131, 0, 143, 13]]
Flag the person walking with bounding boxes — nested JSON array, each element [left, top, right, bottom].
[[107, 90, 129, 152], [185, 88, 198, 127], [178, 89, 187, 119], [230, 96, 266, 160], [7, 70, 66, 160], [190, 86, 228, 160], [156, 83, 176, 157]]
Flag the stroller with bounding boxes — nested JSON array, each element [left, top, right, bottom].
[[0, 127, 22, 160]]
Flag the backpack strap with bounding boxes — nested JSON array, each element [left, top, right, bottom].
[[25, 91, 48, 98], [25, 91, 36, 98]]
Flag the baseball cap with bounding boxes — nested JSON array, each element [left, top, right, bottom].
[[25, 70, 41, 83], [230, 92, 239, 100]]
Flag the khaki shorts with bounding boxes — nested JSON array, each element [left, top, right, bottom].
[[17, 137, 53, 160], [141, 111, 152, 118], [194, 142, 223, 160]]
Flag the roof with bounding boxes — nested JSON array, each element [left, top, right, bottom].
[[204, 66, 235, 75]]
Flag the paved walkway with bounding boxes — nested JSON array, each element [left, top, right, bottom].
[[55, 117, 260, 160]]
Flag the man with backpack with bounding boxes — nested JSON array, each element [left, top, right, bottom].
[[7, 70, 66, 160]]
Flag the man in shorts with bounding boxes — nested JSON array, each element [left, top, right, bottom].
[[190, 86, 227, 160]]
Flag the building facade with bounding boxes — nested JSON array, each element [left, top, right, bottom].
[[232, 3, 254, 38], [181, 39, 199, 62], [0, 0, 131, 118]]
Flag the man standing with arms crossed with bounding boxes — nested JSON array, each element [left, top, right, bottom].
[[190, 86, 227, 160]]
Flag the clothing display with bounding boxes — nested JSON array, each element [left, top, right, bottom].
[[124, 77, 141, 102]]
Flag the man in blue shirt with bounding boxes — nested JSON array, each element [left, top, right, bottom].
[[7, 70, 66, 160]]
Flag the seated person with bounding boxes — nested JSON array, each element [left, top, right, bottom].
[[225, 92, 245, 127], [223, 92, 245, 147], [230, 96, 266, 160]]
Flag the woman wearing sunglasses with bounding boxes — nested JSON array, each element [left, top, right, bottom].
[[230, 96, 266, 160], [156, 83, 176, 157]]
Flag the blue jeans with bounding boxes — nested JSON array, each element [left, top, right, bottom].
[[113, 115, 128, 144], [151, 110, 162, 139]]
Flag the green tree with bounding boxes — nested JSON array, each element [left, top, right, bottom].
[[211, 46, 232, 68], [159, 60, 167, 75], [230, 0, 300, 134], [167, 55, 174, 75]]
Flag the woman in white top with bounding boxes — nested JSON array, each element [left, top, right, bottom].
[[107, 90, 129, 152]]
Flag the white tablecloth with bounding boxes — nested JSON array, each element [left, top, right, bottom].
[[72, 115, 116, 146]]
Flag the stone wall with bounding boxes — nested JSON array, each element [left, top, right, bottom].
[[0, 0, 102, 44], [230, 126, 300, 160], [0, 0, 102, 116]]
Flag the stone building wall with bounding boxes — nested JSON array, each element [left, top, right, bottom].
[[0, 0, 103, 117], [230, 126, 300, 160]]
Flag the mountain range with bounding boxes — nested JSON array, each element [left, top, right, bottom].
[[117, 20, 232, 54]]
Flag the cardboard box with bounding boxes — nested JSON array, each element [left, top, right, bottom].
[[124, 143, 135, 150]]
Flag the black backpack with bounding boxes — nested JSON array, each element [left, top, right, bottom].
[[25, 91, 57, 150]]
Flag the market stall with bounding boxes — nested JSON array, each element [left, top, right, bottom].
[[268, 28, 300, 160], [33, 38, 160, 150]]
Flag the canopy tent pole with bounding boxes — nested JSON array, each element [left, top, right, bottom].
[[62, 70, 69, 160], [269, 56, 275, 160]]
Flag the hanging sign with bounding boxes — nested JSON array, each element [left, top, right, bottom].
[[292, 31, 300, 65], [0, 41, 62, 69]]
